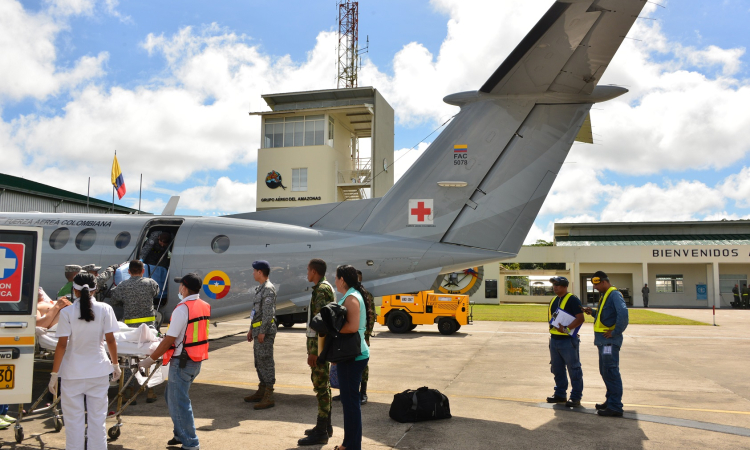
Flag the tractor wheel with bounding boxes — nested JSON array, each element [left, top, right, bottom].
[[438, 317, 457, 335], [387, 311, 412, 334], [409, 324, 418, 330], [455, 322, 462, 331]]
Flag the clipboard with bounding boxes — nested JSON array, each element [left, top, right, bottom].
[[549, 308, 580, 337]]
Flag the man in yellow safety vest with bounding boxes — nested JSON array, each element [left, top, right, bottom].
[[583, 271, 629, 417], [545, 276, 585, 408]]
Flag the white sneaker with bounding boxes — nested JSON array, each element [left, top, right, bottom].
[[0, 419, 10, 430], [0, 414, 16, 423]]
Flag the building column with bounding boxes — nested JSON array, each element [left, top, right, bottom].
[[573, 261, 581, 303], [632, 264, 645, 307], [712, 261, 721, 309]]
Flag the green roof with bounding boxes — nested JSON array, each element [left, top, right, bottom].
[[0, 172, 144, 214], [556, 234, 750, 246]]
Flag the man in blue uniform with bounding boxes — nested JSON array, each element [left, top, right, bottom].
[[545, 276, 585, 408], [583, 271, 629, 417]]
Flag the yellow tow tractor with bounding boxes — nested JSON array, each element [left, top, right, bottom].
[[377, 291, 472, 335]]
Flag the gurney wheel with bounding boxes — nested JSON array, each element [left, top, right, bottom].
[[108, 425, 121, 440], [15, 427, 24, 443], [53, 416, 63, 432]]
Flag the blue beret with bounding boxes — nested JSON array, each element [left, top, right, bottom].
[[252, 260, 270, 271]]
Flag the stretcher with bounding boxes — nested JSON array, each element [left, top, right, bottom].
[[11, 324, 167, 444]]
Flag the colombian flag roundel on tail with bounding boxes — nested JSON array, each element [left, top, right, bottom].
[[111, 155, 126, 199]]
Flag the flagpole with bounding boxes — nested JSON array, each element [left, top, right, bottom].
[[112, 150, 116, 214], [138, 174, 142, 214], [87, 177, 90, 213]]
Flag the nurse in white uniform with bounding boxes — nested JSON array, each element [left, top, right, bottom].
[[49, 272, 121, 450]]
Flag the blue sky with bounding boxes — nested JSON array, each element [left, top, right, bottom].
[[3, 0, 750, 242]]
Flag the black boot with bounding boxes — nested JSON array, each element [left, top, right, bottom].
[[304, 416, 332, 437], [298, 417, 329, 445]]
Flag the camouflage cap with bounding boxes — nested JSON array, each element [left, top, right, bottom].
[[81, 264, 101, 272], [64, 265, 82, 274]]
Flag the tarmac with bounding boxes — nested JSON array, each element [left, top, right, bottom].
[[3, 308, 750, 449]]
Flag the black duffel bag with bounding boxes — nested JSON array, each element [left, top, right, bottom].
[[389, 386, 452, 423]]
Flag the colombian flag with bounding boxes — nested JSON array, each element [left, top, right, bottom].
[[111, 155, 126, 199]]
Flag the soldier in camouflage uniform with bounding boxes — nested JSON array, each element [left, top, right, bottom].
[[82, 263, 118, 303], [298, 259, 335, 446], [109, 260, 160, 403], [358, 270, 376, 404], [244, 260, 278, 410]]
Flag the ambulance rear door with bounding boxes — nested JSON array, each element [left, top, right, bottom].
[[0, 226, 42, 404]]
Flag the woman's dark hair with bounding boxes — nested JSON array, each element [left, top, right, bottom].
[[73, 272, 97, 322], [336, 265, 372, 316]]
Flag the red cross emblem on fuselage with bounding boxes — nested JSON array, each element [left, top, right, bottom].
[[411, 202, 432, 222]]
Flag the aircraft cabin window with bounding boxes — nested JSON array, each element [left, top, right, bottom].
[[49, 227, 70, 250], [211, 235, 230, 253], [75, 228, 97, 251], [115, 231, 131, 249]]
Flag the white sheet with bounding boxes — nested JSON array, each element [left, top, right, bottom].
[[36, 322, 161, 357]]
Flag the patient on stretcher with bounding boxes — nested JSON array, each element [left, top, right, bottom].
[[36, 288, 72, 329]]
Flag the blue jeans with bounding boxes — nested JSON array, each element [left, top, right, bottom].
[[549, 337, 583, 400], [597, 344, 623, 412], [165, 359, 202, 449], [337, 358, 369, 450], [0, 404, 8, 415]]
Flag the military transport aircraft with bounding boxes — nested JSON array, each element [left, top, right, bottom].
[[1, 0, 645, 323]]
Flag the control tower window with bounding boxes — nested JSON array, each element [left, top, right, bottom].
[[292, 168, 308, 192], [264, 116, 325, 148]]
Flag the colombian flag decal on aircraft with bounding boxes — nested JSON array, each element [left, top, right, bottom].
[[111, 155, 126, 199], [203, 271, 231, 299]]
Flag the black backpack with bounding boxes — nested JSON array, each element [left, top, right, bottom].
[[388, 387, 452, 423]]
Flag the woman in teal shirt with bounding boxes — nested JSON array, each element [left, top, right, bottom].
[[333, 265, 371, 450]]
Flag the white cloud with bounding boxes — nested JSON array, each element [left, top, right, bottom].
[[719, 166, 750, 207], [178, 177, 256, 213], [393, 142, 430, 183], [0, 0, 107, 102]]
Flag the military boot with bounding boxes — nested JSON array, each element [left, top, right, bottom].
[[298, 417, 329, 445], [244, 384, 265, 403], [254, 386, 275, 410], [304, 416, 332, 437]]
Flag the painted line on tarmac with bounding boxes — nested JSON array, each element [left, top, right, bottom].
[[535, 403, 750, 437], [466, 331, 750, 340], [195, 379, 750, 417]]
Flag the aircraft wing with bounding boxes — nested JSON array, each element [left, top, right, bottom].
[[481, 0, 645, 96]]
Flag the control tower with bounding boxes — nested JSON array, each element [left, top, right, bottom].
[[250, 87, 394, 211]]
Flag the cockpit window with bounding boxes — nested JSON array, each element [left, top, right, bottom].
[[75, 228, 97, 251], [115, 231, 131, 249], [211, 235, 230, 254], [49, 227, 70, 250]]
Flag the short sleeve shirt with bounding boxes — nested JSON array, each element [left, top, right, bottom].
[[549, 294, 583, 340], [166, 295, 194, 356], [57, 299, 119, 379]]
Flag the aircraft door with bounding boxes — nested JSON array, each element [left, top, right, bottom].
[[0, 226, 42, 404]]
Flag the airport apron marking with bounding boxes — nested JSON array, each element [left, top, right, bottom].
[[203, 271, 231, 299]]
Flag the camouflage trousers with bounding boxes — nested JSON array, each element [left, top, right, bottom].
[[311, 360, 331, 419], [253, 333, 276, 385], [362, 334, 371, 385]]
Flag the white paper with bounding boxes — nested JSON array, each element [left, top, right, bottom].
[[550, 308, 576, 329]]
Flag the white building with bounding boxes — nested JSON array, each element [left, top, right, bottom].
[[489, 221, 750, 308]]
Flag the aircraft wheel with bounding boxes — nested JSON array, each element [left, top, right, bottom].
[[108, 426, 121, 440], [438, 318, 457, 335], [387, 311, 412, 334]]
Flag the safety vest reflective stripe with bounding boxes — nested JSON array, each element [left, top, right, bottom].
[[123, 316, 156, 324], [252, 318, 275, 328], [163, 299, 211, 365], [594, 287, 618, 333], [549, 293, 573, 336]]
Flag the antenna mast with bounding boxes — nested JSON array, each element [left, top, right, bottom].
[[337, 1, 359, 89]]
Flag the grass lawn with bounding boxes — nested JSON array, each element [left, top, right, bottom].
[[470, 304, 709, 325]]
